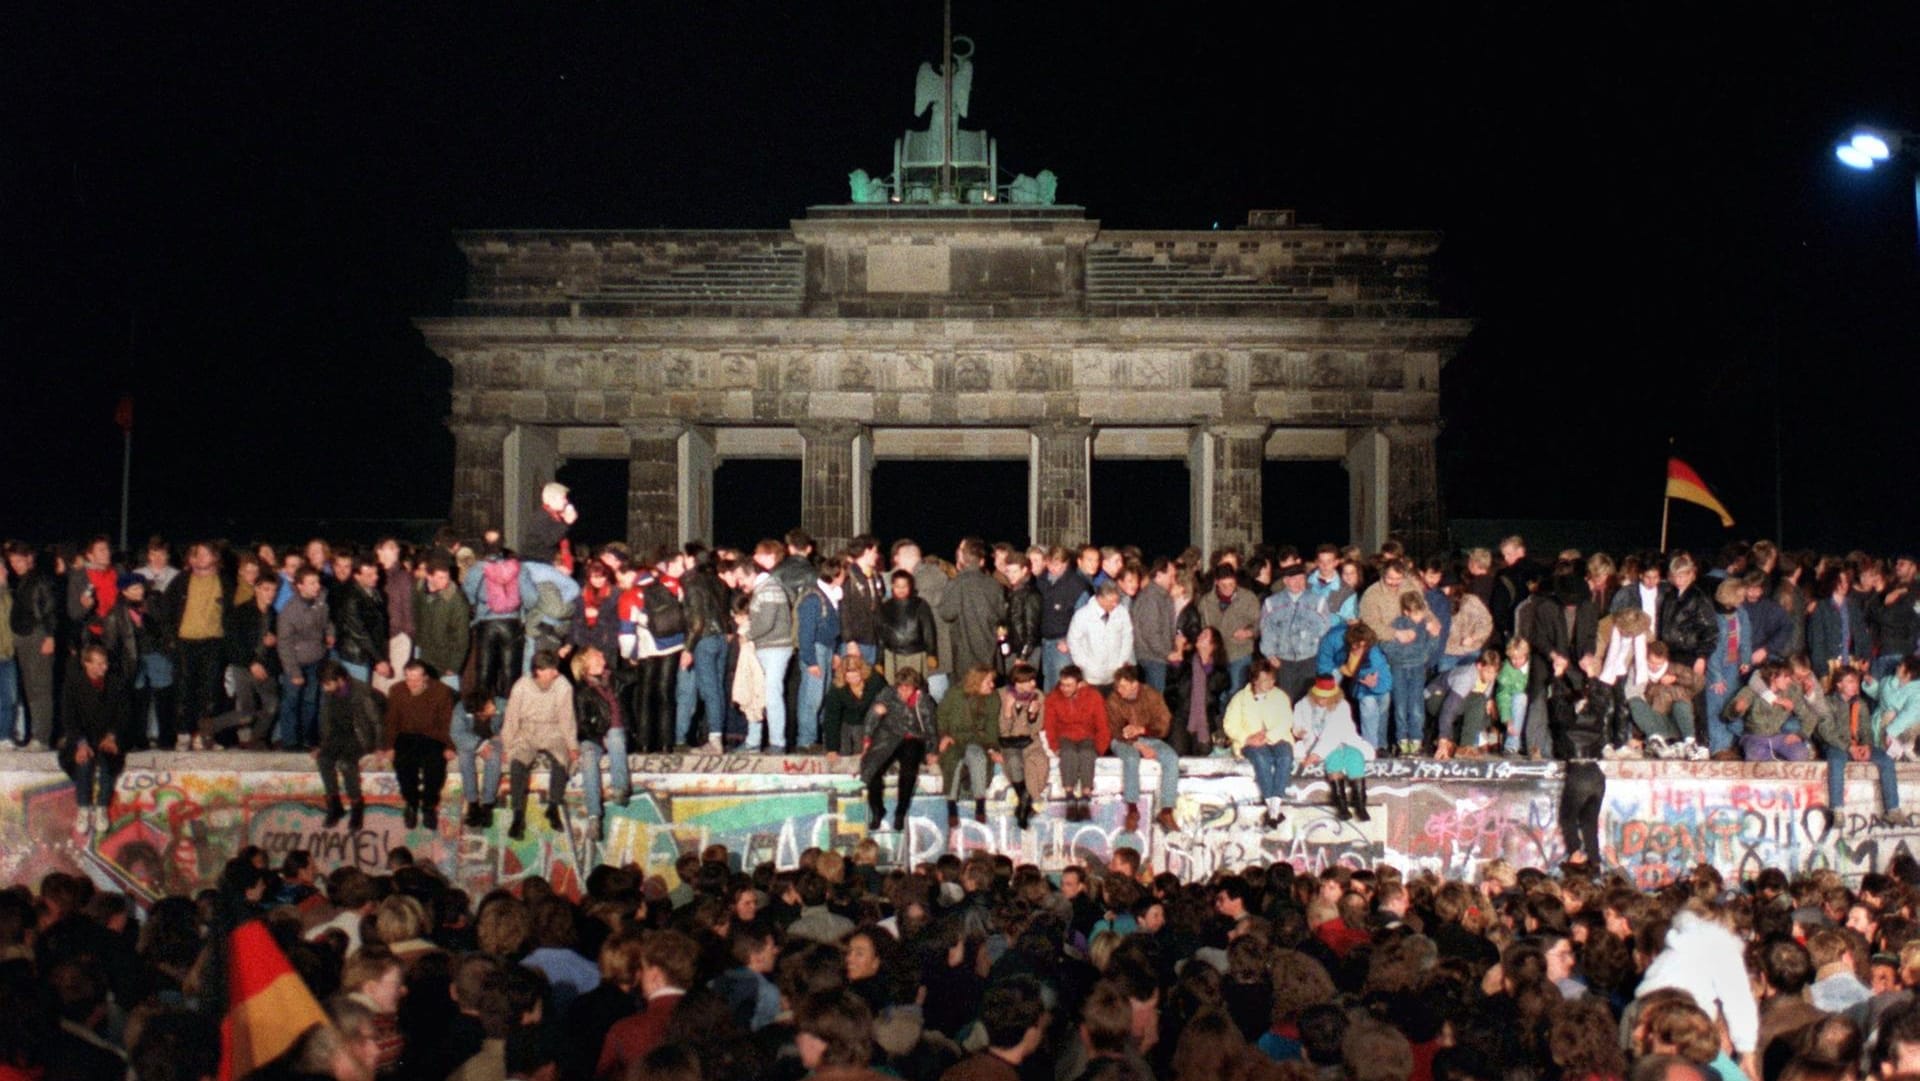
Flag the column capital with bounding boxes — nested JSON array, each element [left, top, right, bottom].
[[1197, 422, 1271, 440], [622, 419, 685, 440], [796, 421, 864, 442], [1030, 420, 1094, 440]]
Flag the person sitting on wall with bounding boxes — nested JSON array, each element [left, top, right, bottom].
[[502, 649, 578, 841], [58, 643, 131, 839]]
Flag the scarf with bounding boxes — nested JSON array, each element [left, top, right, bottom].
[[822, 581, 844, 605], [1186, 657, 1211, 741]]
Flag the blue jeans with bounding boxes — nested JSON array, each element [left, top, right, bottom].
[[1825, 744, 1899, 813], [452, 691, 505, 807], [0, 659, 17, 744], [675, 635, 728, 745], [581, 727, 630, 820], [1041, 639, 1069, 689], [340, 660, 370, 684], [796, 643, 833, 748], [1112, 738, 1179, 809], [1389, 666, 1425, 749], [1505, 692, 1531, 753], [1227, 655, 1253, 700], [1357, 695, 1389, 750], [753, 645, 794, 751], [1705, 676, 1737, 752], [1139, 659, 1168, 694], [276, 662, 321, 748], [1244, 743, 1294, 801]]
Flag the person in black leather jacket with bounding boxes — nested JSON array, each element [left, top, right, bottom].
[[676, 556, 734, 746], [332, 557, 391, 684], [877, 571, 939, 679], [1548, 653, 1620, 868], [6, 542, 61, 749], [1661, 555, 1719, 744], [1165, 626, 1231, 756], [998, 560, 1042, 678]]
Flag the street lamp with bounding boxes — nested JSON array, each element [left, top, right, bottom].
[[1834, 127, 1920, 247]]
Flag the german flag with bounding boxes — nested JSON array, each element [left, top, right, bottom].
[[219, 920, 328, 1080], [1666, 458, 1734, 528]]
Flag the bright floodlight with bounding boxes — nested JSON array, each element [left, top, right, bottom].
[[1837, 144, 1876, 170], [1852, 132, 1893, 161]]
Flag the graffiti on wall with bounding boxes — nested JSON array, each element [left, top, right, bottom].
[[0, 754, 1913, 905]]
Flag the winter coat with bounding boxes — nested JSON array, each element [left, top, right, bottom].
[[332, 585, 389, 667], [681, 568, 731, 642], [569, 587, 621, 660], [1378, 614, 1435, 671], [998, 686, 1046, 743], [101, 600, 166, 683], [859, 684, 938, 784], [222, 599, 280, 674], [1038, 569, 1090, 641], [1725, 682, 1796, 737], [937, 568, 1006, 677], [823, 677, 885, 742], [1359, 580, 1421, 641], [1066, 602, 1134, 686], [503, 674, 577, 765], [166, 568, 235, 643], [574, 675, 623, 746], [276, 594, 331, 671], [841, 568, 887, 646], [937, 690, 1001, 785], [914, 561, 954, 678], [1043, 685, 1110, 752], [1869, 586, 1920, 661], [1662, 586, 1719, 665], [746, 574, 794, 649], [1106, 685, 1172, 743], [414, 584, 472, 677], [795, 585, 842, 660], [1744, 597, 1795, 661], [1807, 687, 1874, 752], [1642, 663, 1704, 716], [1130, 582, 1177, 664], [1548, 669, 1620, 760], [1809, 594, 1871, 671], [1444, 593, 1493, 657], [1868, 674, 1920, 742], [1199, 588, 1261, 662], [8, 570, 57, 640], [59, 667, 132, 753], [876, 595, 938, 657], [318, 678, 381, 757], [1259, 587, 1331, 663], [383, 678, 455, 748], [1001, 580, 1042, 666]]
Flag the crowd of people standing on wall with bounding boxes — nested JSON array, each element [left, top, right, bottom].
[[5, 481, 1920, 845]]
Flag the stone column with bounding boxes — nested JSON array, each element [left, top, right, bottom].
[[679, 425, 717, 547], [502, 425, 561, 553], [800, 423, 867, 554], [1029, 422, 1092, 547], [450, 422, 509, 540], [625, 421, 683, 554], [1385, 424, 1445, 556], [1345, 429, 1389, 554], [1190, 424, 1267, 554]]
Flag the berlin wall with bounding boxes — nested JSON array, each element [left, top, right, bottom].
[[2, 754, 1911, 906]]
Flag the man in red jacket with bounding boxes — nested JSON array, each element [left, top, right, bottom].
[[596, 930, 699, 1080], [1044, 666, 1110, 822]]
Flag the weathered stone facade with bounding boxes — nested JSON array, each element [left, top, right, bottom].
[[419, 208, 1470, 554]]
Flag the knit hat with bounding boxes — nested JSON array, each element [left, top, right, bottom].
[[116, 572, 145, 592], [1309, 675, 1342, 702]]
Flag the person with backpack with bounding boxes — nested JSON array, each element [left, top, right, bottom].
[[618, 546, 690, 752], [744, 541, 795, 753], [314, 660, 379, 831], [522, 558, 581, 676], [463, 544, 531, 702]]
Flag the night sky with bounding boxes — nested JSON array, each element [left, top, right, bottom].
[[7, 4, 1920, 559]]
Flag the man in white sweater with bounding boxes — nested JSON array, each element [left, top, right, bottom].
[[1067, 584, 1134, 691]]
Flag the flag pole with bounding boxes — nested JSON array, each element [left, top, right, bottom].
[[1659, 493, 1670, 554], [119, 425, 131, 555]]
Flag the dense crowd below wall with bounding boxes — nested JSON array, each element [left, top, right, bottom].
[[11, 503, 1920, 1078]]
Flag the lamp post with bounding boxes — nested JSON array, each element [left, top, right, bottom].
[[1835, 128, 1920, 248]]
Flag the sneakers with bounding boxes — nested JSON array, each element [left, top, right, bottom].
[[94, 807, 110, 833], [73, 810, 92, 839], [1645, 735, 1672, 760]]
